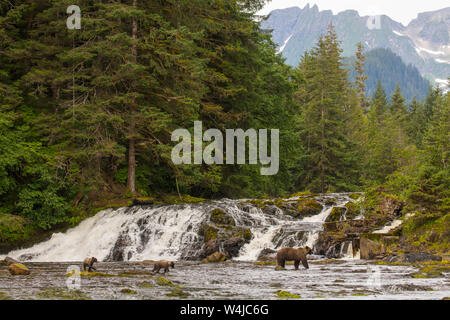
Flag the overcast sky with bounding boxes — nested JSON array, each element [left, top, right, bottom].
[[257, 0, 450, 26]]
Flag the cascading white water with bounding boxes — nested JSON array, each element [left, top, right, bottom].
[[4, 204, 210, 262], [2, 194, 353, 262], [232, 194, 351, 261]]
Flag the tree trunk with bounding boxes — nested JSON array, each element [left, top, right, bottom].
[[127, 0, 138, 194]]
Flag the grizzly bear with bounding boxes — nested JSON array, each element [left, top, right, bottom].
[[83, 257, 98, 272], [276, 246, 312, 270], [152, 260, 175, 274]]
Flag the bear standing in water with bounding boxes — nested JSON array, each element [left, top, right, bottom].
[[83, 257, 98, 272], [152, 261, 175, 274], [276, 246, 312, 270]]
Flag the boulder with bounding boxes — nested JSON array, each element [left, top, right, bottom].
[[375, 195, 405, 217], [202, 251, 227, 263], [257, 248, 277, 261], [360, 237, 385, 260], [1, 257, 20, 266], [325, 207, 347, 222], [210, 208, 235, 226], [202, 239, 220, 258], [223, 237, 245, 258], [8, 263, 30, 275]]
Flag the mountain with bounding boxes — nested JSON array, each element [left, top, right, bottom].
[[261, 4, 450, 89], [346, 48, 430, 102]]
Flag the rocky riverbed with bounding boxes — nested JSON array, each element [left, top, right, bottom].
[[0, 259, 449, 300]]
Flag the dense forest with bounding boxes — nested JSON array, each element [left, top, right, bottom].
[[0, 1, 448, 253], [346, 48, 431, 102]]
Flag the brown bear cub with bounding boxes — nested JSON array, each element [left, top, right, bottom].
[[276, 246, 312, 270], [83, 257, 98, 272], [152, 260, 175, 274]]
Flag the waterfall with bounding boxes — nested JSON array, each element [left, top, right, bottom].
[[3, 194, 352, 262]]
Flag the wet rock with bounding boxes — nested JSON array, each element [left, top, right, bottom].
[[201, 239, 220, 258], [261, 205, 279, 215], [210, 208, 235, 226], [375, 195, 405, 217], [325, 207, 347, 222], [385, 253, 442, 264], [2, 257, 19, 266], [257, 248, 277, 261], [202, 251, 227, 263], [223, 237, 245, 258], [8, 263, 30, 275], [107, 233, 132, 261], [360, 237, 385, 260]]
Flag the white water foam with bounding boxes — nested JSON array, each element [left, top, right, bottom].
[[3, 204, 208, 262]]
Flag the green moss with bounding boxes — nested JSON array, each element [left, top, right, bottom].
[[296, 199, 323, 216], [256, 261, 276, 265], [159, 194, 205, 205], [120, 288, 137, 295], [275, 290, 301, 299], [138, 281, 154, 288], [288, 191, 314, 198], [204, 226, 218, 242], [37, 289, 91, 300], [156, 276, 175, 287], [326, 207, 346, 222], [210, 208, 235, 226], [348, 193, 362, 200], [243, 228, 252, 241], [0, 292, 13, 300], [65, 270, 114, 278], [166, 288, 190, 298]]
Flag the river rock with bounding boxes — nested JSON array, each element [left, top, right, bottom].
[[360, 237, 385, 260], [375, 195, 405, 217], [8, 263, 30, 275], [4, 257, 19, 266], [202, 239, 220, 257], [202, 251, 227, 263], [223, 237, 245, 258], [385, 253, 442, 264], [257, 248, 277, 261], [325, 207, 347, 222]]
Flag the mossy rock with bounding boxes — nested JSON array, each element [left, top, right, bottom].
[[37, 289, 91, 300], [159, 194, 206, 205], [198, 223, 219, 242], [156, 276, 175, 287], [8, 263, 30, 275], [65, 270, 114, 278], [288, 191, 315, 198], [296, 199, 323, 217], [275, 290, 301, 299], [166, 288, 190, 299], [0, 292, 13, 300], [348, 193, 363, 200], [120, 288, 137, 295], [325, 207, 347, 222], [138, 281, 154, 288], [210, 208, 235, 226], [269, 283, 282, 288], [274, 265, 285, 271], [202, 251, 227, 263]]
